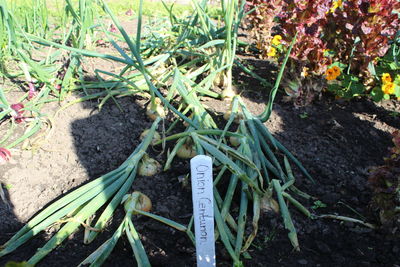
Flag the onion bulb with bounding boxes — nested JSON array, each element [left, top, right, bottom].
[[177, 142, 197, 159], [146, 98, 166, 121], [214, 73, 228, 88], [122, 191, 152, 215], [260, 195, 279, 214], [229, 136, 240, 147], [223, 110, 243, 124], [221, 86, 236, 100], [139, 129, 161, 145], [138, 155, 161, 176]]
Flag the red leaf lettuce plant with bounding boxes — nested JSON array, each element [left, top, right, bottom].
[[246, 0, 400, 101]]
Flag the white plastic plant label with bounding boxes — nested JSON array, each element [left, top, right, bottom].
[[190, 155, 216, 267]]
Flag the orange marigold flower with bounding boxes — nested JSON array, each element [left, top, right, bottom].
[[331, 66, 341, 77], [382, 73, 392, 84], [382, 82, 395, 95], [325, 68, 337, 81]]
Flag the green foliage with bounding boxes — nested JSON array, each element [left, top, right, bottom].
[[299, 112, 308, 119], [311, 200, 327, 210]]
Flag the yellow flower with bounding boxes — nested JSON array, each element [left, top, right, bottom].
[[267, 47, 277, 57], [271, 35, 282, 46], [382, 82, 395, 95], [382, 73, 392, 84], [329, 0, 343, 13]]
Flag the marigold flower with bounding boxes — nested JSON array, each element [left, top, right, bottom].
[[382, 73, 392, 84], [382, 82, 395, 95], [271, 35, 282, 46], [325, 66, 340, 81], [267, 47, 277, 57], [331, 66, 341, 77], [325, 68, 336, 81]]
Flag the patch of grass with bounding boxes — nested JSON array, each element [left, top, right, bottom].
[[7, 0, 198, 20], [103, 0, 193, 17]]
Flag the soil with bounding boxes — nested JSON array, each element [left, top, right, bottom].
[[1, 20, 400, 267]]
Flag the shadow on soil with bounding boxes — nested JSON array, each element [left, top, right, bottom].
[[55, 96, 194, 266], [0, 94, 194, 266]]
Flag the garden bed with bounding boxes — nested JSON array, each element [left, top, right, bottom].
[[1, 0, 400, 266], [1, 84, 399, 265]]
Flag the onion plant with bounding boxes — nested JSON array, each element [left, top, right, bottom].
[[55, 0, 97, 100], [0, 0, 108, 153], [0, 0, 67, 151]]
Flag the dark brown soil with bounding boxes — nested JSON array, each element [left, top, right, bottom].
[[1, 26, 400, 267]]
